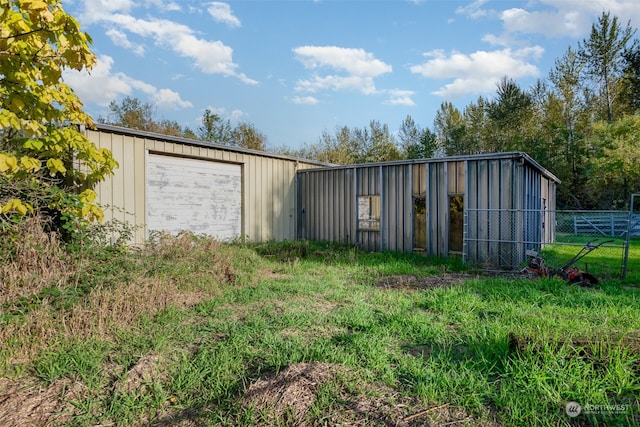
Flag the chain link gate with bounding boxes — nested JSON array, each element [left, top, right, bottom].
[[464, 202, 637, 279], [622, 194, 640, 278]]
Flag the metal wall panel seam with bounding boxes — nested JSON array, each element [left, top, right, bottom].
[[353, 167, 358, 247], [463, 160, 468, 263], [380, 165, 384, 251]]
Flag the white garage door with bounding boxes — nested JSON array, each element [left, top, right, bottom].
[[146, 153, 242, 241]]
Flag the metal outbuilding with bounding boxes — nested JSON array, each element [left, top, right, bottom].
[[297, 152, 560, 268], [86, 124, 325, 245]]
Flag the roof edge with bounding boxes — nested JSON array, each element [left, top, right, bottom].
[[89, 123, 331, 167], [296, 151, 560, 183]]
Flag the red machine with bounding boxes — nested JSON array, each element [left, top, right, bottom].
[[525, 240, 612, 286]]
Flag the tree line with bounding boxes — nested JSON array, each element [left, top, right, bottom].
[[287, 12, 639, 210], [104, 11, 640, 210], [100, 97, 268, 151]]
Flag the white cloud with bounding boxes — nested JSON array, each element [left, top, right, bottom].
[[293, 46, 391, 95], [455, 0, 490, 19], [229, 109, 245, 122], [63, 55, 136, 105], [77, 1, 256, 84], [498, 7, 588, 38], [154, 88, 193, 109], [105, 28, 145, 55], [164, 2, 181, 12], [537, 0, 640, 28], [295, 75, 379, 95], [459, 0, 640, 43], [291, 96, 319, 105], [293, 46, 391, 77], [410, 48, 543, 99], [201, 107, 246, 123], [207, 2, 241, 28], [63, 54, 192, 111], [384, 90, 416, 106], [78, 0, 135, 22]]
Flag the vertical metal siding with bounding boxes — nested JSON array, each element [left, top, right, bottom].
[[381, 164, 409, 252], [89, 128, 318, 245], [403, 165, 412, 251], [426, 162, 448, 257], [296, 155, 556, 267], [89, 130, 147, 244], [356, 166, 381, 251]]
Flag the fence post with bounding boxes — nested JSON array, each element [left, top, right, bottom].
[[622, 194, 638, 279], [610, 214, 614, 237]]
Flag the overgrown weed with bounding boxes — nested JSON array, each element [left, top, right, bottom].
[[1, 233, 639, 426], [0, 216, 74, 305]]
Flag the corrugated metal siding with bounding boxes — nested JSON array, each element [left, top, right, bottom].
[[357, 166, 381, 251], [89, 129, 147, 244], [465, 158, 521, 266], [295, 152, 558, 267], [87, 127, 321, 245], [297, 168, 356, 245], [382, 165, 412, 252], [427, 162, 445, 256]]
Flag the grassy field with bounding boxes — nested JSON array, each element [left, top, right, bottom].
[[1, 221, 639, 426]]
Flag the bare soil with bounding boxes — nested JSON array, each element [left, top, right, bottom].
[[0, 377, 86, 427], [237, 361, 499, 426], [0, 358, 503, 427]]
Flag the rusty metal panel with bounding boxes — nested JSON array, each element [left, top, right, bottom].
[[146, 153, 242, 241]]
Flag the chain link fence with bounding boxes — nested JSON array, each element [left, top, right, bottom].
[[464, 208, 636, 279]]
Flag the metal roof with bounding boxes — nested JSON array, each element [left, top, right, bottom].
[[297, 151, 560, 183], [91, 123, 331, 167], [91, 124, 559, 183]]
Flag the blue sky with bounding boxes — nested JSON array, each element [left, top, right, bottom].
[[64, 0, 639, 150]]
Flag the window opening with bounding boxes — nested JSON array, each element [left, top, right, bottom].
[[358, 195, 380, 231]]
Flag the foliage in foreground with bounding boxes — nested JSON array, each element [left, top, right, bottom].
[[0, 0, 117, 236], [0, 231, 639, 426]]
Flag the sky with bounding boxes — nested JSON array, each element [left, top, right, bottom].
[[63, 0, 640, 151]]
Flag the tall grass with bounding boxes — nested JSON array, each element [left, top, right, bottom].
[[1, 229, 638, 426]]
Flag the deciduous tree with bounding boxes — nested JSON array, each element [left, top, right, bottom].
[[0, 0, 117, 233], [398, 114, 437, 159], [231, 121, 267, 151], [586, 115, 640, 208]]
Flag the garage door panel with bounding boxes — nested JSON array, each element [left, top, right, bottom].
[[147, 154, 242, 241]]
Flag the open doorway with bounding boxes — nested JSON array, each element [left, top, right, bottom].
[[413, 196, 426, 251], [449, 195, 464, 256]]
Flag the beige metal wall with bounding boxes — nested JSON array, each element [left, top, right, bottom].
[[86, 125, 321, 245]]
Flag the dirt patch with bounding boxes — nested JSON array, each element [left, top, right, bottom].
[[374, 273, 481, 291], [238, 361, 499, 426], [113, 354, 165, 395], [0, 377, 86, 427]]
